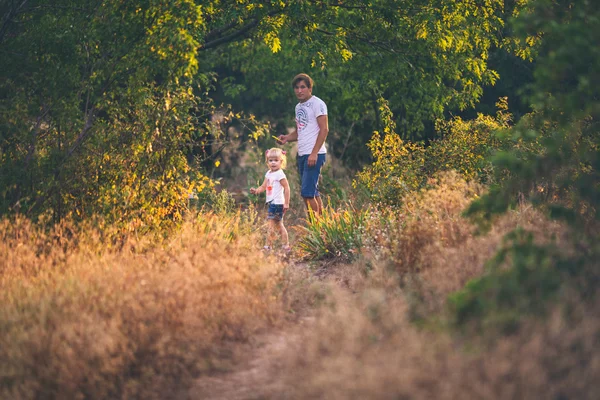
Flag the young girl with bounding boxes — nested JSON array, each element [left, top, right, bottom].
[[250, 148, 291, 252]]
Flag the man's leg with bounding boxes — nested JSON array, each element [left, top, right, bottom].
[[316, 195, 324, 213], [298, 154, 326, 218], [303, 196, 322, 216]]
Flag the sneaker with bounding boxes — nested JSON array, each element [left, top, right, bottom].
[[282, 245, 291, 253], [262, 245, 271, 252]]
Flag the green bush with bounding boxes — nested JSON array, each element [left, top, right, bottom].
[[452, 0, 600, 336], [448, 228, 575, 334], [193, 187, 237, 215], [356, 98, 512, 206]]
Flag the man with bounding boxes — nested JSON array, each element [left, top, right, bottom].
[[278, 73, 328, 215]]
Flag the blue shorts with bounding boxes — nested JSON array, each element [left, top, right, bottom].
[[297, 154, 326, 198], [267, 202, 284, 221]]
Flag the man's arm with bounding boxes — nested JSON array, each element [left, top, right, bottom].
[[308, 114, 329, 166], [278, 128, 298, 144]]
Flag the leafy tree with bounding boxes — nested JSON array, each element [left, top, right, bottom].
[[0, 0, 536, 226], [453, 0, 599, 331], [0, 0, 210, 228], [0, 1, 273, 227], [203, 0, 532, 169], [467, 0, 599, 229]]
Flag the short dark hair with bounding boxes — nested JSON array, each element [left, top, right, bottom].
[[292, 73, 314, 89]]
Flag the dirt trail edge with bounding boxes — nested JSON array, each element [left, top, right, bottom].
[[186, 316, 314, 400], [186, 261, 316, 400]]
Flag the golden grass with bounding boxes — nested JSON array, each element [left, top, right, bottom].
[[0, 213, 284, 399], [1, 170, 591, 399], [268, 171, 594, 399], [364, 171, 486, 272], [276, 281, 600, 399], [364, 171, 570, 313]]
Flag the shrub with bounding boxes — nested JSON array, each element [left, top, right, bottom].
[[355, 129, 427, 205], [364, 171, 484, 275], [193, 186, 238, 215], [356, 98, 512, 206], [447, 226, 597, 334], [427, 101, 512, 184], [274, 280, 600, 399], [457, 0, 600, 336]]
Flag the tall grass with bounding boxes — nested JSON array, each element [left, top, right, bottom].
[[276, 169, 584, 400], [275, 280, 600, 399], [0, 211, 283, 399], [296, 205, 367, 261], [269, 172, 595, 399]]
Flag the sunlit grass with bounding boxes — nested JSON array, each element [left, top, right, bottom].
[[275, 278, 600, 399], [270, 172, 595, 399], [0, 211, 283, 399]]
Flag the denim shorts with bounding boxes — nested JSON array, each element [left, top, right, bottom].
[[297, 153, 326, 198], [267, 202, 284, 221]]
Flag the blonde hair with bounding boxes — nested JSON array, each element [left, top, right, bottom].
[[265, 148, 287, 169]]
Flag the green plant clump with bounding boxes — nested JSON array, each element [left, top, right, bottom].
[[297, 205, 367, 261]]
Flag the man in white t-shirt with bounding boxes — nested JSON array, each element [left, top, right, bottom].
[[278, 73, 329, 215]]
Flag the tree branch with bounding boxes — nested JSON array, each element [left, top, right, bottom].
[[201, 10, 282, 50], [0, 0, 29, 45], [202, 19, 262, 50]]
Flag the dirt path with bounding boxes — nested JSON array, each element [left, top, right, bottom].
[[185, 316, 313, 400], [185, 259, 316, 400]]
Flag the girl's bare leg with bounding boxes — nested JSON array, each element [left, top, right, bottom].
[[276, 219, 289, 248], [267, 219, 282, 248]]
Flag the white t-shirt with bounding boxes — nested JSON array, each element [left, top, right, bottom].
[[265, 169, 287, 204], [295, 95, 328, 156]]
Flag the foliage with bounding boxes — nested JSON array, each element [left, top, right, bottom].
[[455, 0, 599, 332], [297, 205, 367, 261], [466, 0, 599, 229], [0, 0, 539, 223], [194, 187, 238, 215], [448, 229, 565, 333], [205, 0, 533, 171], [0, 0, 279, 226], [428, 98, 514, 183], [356, 98, 511, 205], [0, 0, 206, 228], [354, 97, 425, 203]]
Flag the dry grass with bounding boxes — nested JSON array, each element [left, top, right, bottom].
[[364, 171, 487, 273], [0, 170, 591, 399], [415, 203, 570, 314], [276, 281, 600, 399], [267, 171, 597, 399], [364, 171, 570, 314], [0, 213, 284, 399]]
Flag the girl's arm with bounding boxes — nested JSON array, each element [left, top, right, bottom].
[[280, 178, 290, 211], [250, 178, 268, 194]]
